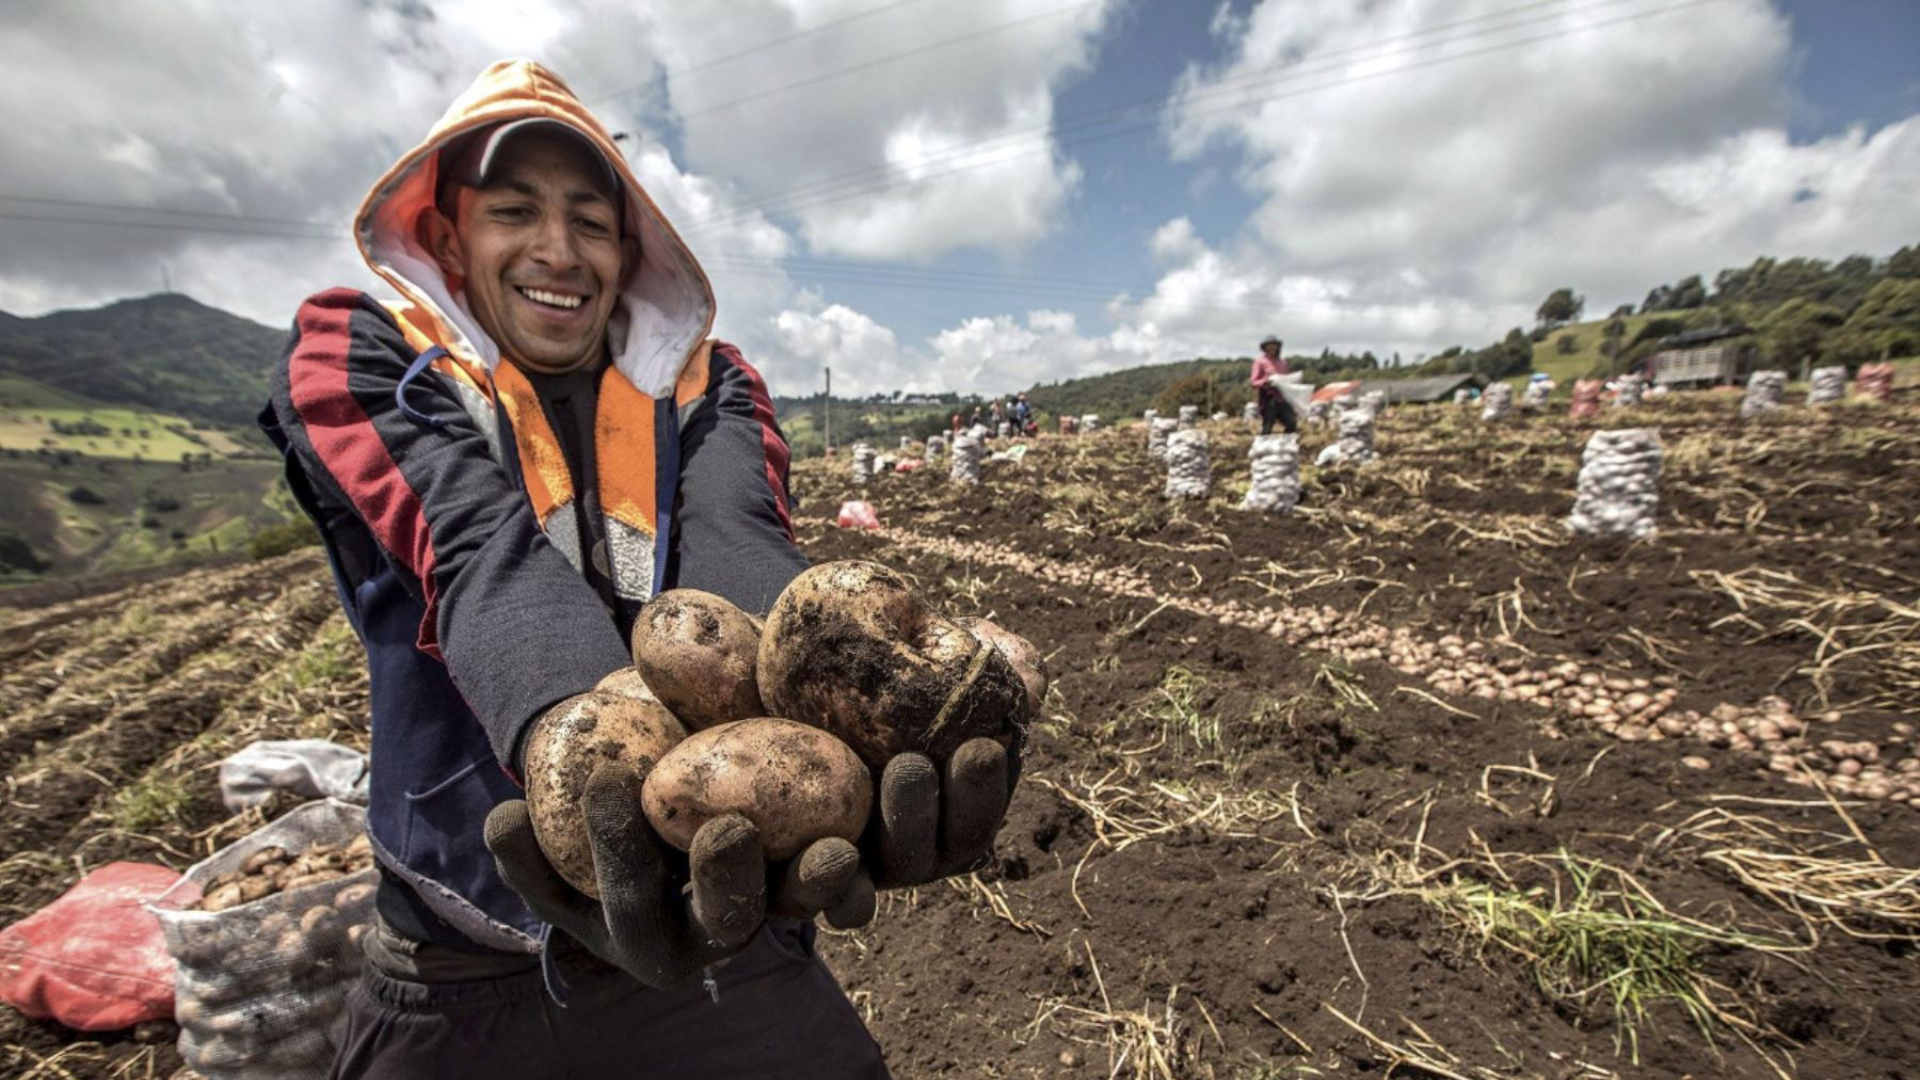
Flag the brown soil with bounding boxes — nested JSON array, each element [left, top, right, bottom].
[[3, 388, 1917, 1079]]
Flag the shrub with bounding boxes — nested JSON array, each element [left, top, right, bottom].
[[250, 518, 322, 560]]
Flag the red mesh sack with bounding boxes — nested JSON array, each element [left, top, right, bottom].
[[0, 862, 183, 1031], [836, 500, 881, 529], [1856, 363, 1894, 403], [1569, 379, 1604, 420]]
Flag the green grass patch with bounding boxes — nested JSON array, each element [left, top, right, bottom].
[[112, 772, 196, 832]]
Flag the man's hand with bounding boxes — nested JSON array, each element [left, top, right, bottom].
[[798, 734, 1021, 930], [487, 761, 871, 985], [486, 762, 755, 987]]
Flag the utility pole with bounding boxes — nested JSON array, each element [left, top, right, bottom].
[[823, 366, 832, 456]]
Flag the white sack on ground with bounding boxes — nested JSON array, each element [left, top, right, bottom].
[[1741, 371, 1786, 418], [1080, 414, 1100, 433], [1239, 434, 1301, 514], [1522, 381, 1551, 410], [851, 443, 875, 483], [1567, 428, 1661, 539], [1808, 366, 1847, 405], [1148, 417, 1178, 461], [1164, 429, 1211, 499], [925, 434, 946, 459], [1612, 376, 1645, 408], [950, 433, 984, 485], [1177, 405, 1200, 429], [1480, 382, 1513, 421], [1316, 401, 1378, 467], [219, 740, 369, 812]]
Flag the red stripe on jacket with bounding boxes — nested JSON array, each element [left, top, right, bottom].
[[287, 289, 445, 658], [715, 343, 795, 541]]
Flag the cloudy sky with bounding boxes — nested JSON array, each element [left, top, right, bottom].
[[2, 0, 1915, 396]]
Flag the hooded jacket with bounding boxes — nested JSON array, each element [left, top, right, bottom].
[[260, 61, 807, 952]]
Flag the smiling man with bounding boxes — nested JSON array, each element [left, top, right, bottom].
[[260, 61, 1015, 1080]]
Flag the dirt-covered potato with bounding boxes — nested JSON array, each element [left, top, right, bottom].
[[631, 589, 765, 730], [523, 688, 689, 897], [956, 616, 1048, 721], [641, 718, 871, 860], [758, 561, 1027, 769]]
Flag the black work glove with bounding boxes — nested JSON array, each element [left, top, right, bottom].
[[485, 762, 864, 988], [802, 736, 1014, 935]]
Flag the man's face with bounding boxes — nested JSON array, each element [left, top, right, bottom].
[[1262, 342, 1281, 359], [429, 131, 632, 374]]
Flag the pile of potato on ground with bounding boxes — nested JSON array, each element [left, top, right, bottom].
[[525, 561, 1047, 894], [190, 834, 375, 913]]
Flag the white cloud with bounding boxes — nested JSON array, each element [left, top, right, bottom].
[[1139, 0, 1920, 348], [774, 303, 905, 394], [648, 0, 1118, 261]]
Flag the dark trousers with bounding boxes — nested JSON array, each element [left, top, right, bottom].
[[1259, 391, 1298, 435], [329, 921, 888, 1080]]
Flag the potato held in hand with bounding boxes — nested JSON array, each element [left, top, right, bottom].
[[758, 561, 1027, 770], [956, 616, 1048, 721], [631, 589, 765, 730], [642, 718, 871, 860], [524, 688, 688, 898]]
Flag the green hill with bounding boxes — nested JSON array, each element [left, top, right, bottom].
[[0, 293, 284, 428]]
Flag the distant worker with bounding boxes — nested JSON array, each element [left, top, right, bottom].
[[1250, 334, 1298, 435], [950, 411, 963, 433], [1012, 394, 1034, 436]]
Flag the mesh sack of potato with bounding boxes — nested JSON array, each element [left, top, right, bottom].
[[1239, 433, 1300, 513], [1741, 370, 1786, 418], [950, 432, 984, 485], [1479, 382, 1513, 421], [1568, 378, 1604, 420], [1147, 416, 1177, 461], [851, 443, 876, 483], [1242, 401, 1259, 426], [1316, 401, 1378, 467], [1079, 413, 1099, 433], [925, 434, 946, 459], [150, 799, 377, 1080], [1163, 428, 1212, 500], [1521, 381, 1552, 410], [1566, 428, 1660, 539], [1177, 404, 1199, 430], [1612, 375, 1645, 407], [1306, 399, 1332, 426], [1855, 362, 1894, 403], [1808, 365, 1847, 405]]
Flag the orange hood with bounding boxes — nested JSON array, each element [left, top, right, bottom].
[[353, 59, 714, 397]]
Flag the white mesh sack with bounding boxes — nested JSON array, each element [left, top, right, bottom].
[[925, 434, 946, 459], [1306, 400, 1332, 427], [152, 799, 377, 1080], [1239, 434, 1300, 513], [1316, 401, 1378, 467], [1242, 401, 1259, 425], [1177, 405, 1200, 429], [1080, 413, 1100, 433], [1741, 370, 1786, 418], [1522, 381, 1552, 410], [950, 432, 984, 484], [1454, 388, 1475, 407], [1567, 428, 1660, 538], [899, 436, 913, 451], [851, 443, 875, 482], [1808, 366, 1847, 405], [1163, 428, 1211, 499], [1361, 391, 1386, 416], [998, 421, 1015, 439], [1612, 376, 1645, 407], [1479, 382, 1513, 421], [1147, 417, 1178, 461]]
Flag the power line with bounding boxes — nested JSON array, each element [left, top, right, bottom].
[[684, 0, 1630, 226], [587, 0, 940, 105], [674, 0, 1106, 122], [680, 0, 1722, 237]]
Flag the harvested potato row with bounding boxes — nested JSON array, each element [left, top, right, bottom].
[[630, 589, 766, 730], [642, 718, 872, 860], [191, 833, 374, 913], [758, 561, 1028, 770]]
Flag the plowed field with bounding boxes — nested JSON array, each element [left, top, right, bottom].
[[3, 386, 1916, 1079]]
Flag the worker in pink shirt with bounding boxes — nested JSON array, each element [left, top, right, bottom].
[[1250, 334, 1297, 434]]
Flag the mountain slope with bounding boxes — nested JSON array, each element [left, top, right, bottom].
[[0, 294, 285, 427]]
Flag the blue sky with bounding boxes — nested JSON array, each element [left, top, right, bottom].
[[2, 0, 1916, 395]]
